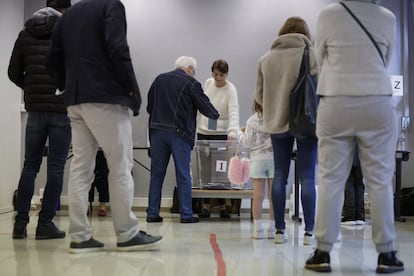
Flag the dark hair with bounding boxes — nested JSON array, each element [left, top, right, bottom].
[[278, 17, 311, 40], [253, 100, 263, 117], [47, 0, 71, 9], [211, 59, 229, 74]]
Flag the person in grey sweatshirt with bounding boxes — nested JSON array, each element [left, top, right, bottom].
[[305, 0, 403, 273]]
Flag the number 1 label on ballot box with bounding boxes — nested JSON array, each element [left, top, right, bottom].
[[216, 160, 227, 172]]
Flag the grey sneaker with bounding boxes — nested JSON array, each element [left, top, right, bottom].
[[69, 238, 105, 254], [117, 231, 162, 251]]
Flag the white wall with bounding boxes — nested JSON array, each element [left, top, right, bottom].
[[18, 0, 410, 210], [121, 0, 406, 201], [0, 0, 24, 213]]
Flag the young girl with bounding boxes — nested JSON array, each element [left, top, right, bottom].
[[240, 101, 275, 239]]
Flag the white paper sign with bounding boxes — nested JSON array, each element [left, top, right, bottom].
[[215, 160, 227, 172], [390, 75, 403, 97]]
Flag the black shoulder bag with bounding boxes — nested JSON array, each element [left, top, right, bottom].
[[289, 46, 318, 137]]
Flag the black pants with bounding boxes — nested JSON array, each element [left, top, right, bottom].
[[342, 165, 365, 221], [89, 150, 109, 203]]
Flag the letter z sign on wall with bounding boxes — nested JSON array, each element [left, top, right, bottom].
[[390, 75, 403, 97]]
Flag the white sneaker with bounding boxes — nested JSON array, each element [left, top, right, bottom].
[[267, 228, 276, 239], [355, 220, 365, 225], [252, 229, 264, 239], [341, 220, 356, 226], [274, 231, 288, 244], [303, 232, 315, 245]]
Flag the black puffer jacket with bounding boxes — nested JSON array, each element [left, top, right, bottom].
[[8, 8, 66, 113]]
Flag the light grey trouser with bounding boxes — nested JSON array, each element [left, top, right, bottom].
[[67, 103, 139, 243], [315, 96, 397, 253]]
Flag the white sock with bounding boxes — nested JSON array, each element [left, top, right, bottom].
[[254, 219, 263, 231], [267, 220, 275, 232]]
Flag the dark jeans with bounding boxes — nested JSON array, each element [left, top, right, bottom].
[[271, 131, 317, 232], [342, 165, 365, 221], [147, 129, 193, 219], [16, 112, 71, 224]]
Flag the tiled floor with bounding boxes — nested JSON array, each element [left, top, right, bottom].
[[0, 210, 413, 276]]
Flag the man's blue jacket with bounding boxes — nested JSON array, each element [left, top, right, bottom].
[[147, 69, 219, 147]]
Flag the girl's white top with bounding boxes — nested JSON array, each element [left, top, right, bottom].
[[240, 113, 273, 161]]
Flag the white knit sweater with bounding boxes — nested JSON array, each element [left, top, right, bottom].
[[197, 78, 240, 138]]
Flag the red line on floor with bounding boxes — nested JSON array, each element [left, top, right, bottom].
[[210, 233, 226, 276]]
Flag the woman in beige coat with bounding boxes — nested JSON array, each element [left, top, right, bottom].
[[254, 17, 318, 245]]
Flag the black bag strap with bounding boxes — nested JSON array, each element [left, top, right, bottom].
[[340, 2, 385, 66], [304, 45, 310, 74], [298, 45, 309, 77]]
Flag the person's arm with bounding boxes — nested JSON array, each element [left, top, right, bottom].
[[8, 32, 25, 89], [191, 82, 219, 120], [45, 19, 65, 91], [384, 15, 396, 67], [240, 117, 253, 147], [104, 1, 140, 97], [226, 84, 240, 139], [239, 127, 247, 145], [315, 11, 327, 72], [147, 79, 155, 114], [254, 61, 264, 106]]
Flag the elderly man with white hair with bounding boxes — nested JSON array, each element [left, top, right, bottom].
[[146, 56, 219, 224], [305, 0, 404, 273]]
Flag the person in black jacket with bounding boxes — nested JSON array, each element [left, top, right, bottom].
[[46, 0, 162, 253], [8, 0, 72, 240]]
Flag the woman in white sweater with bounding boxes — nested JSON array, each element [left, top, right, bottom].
[[197, 59, 241, 219], [197, 62, 240, 140], [305, 0, 403, 273]]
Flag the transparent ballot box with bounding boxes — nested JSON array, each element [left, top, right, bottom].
[[195, 140, 248, 189]]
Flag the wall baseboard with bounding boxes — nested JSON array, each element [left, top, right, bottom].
[[0, 206, 14, 214], [26, 196, 259, 210]]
